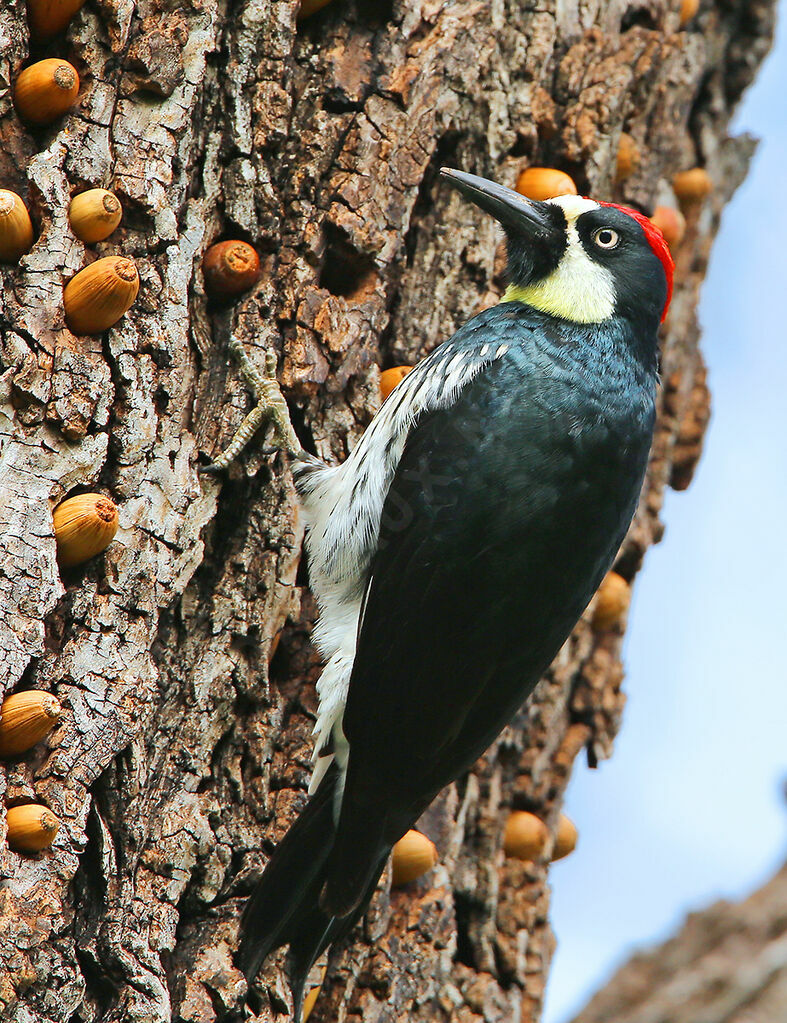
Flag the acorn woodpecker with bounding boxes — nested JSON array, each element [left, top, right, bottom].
[[236, 169, 674, 1014]]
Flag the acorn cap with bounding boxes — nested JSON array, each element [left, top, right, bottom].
[[503, 811, 549, 861], [515, 167, 578, 202], [27, 0, 88, 40], [391, 829, 438, 887], [0, 189, 34, 263], [672, 167, 713, 205], [592, 570, 631, 630], [552, 814, 578, 861], [64, 256, 139, 334], [0, 690, 62, 758], [6, 804, 60, 853], [380, 365, 413, 402], [53, 492, 119, 567], [69, 189, 123, 244], [203, 240, 260, 298], [14, 58, 79, 126]]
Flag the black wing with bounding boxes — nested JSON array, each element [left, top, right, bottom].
[[323, 307, 652, 912]]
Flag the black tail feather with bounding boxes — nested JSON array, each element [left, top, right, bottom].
[[239, 766, 339, 984], [286, 853, 390, 1018], [239, 764, 392, 1018]]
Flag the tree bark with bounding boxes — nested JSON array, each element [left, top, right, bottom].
[[0, 0, 774, 1020], [571, 854, 787, 1023]]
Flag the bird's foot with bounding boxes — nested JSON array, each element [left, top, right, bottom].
[[201, 340, 304, 473]]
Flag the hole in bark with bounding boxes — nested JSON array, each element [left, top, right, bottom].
[[354, 0, 394, 27], [155, 385, 171, 416], [73, 947, 118, 1017], [620, 4, 659, 30], [287, 396, 315, 454], [70, 808, 119, 1016], [452, 891, 478, 969], [319, 224, 378, 300], [323, 92, 365, 114], [403, 130, 462, 268]]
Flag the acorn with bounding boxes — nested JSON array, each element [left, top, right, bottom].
[[0, 189, 34, 263], [14, 58, 79, 126], [391, 829, 438, 886], [503, 811, 548, 861], [380, 365, 413, 402], [69, 189, 122, 244], [0, 691, 62, 758], [515, 167, 577, 202], [26, 0, 87, 40], [592, 570, 631, 630], [203, 240, 260, 298], [672, 168, 713, 206], [302, 985, 320, 1022], [53, 492, 119, 567], [615, 133, 640, 183], [650, 205, 686, 250], [552, 814, 578, 861], [679, 0, 699, 25], [6, 804, 60, 853], [301, 966, 327, 1021], [64, 256, 139, 334], [298, 0, 334, 19]]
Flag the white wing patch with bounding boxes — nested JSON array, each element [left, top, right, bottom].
[[293, 336, 511, 793]]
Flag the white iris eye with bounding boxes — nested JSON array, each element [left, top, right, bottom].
[[593, 227, 620, 250]]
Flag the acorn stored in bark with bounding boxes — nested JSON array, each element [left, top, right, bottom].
[[64, 256, 139, 334], [14, 59, 79, 126], [516, 167, 577, 201], [0, 189, 34, 263], [298, 0, 334, 19], [53, 492, 119, 567], [301, 966, 327, 1021], [592, 570, 631, 630], [6, 804, 60, 853], [0, 690, 62, 758], [552, 814, 578, 861], [380, 365, 413, 402], [650, 206, 686, 249], [302, 986, 320, 1021], [391, 829, 438, 886], [26, 0, 87, 40], [679, 0, 699, 24], [673, 168, 713, 205], [503, 811, 549, 861], [69, 189, 122, 243], [615, 133, 640, 182], [203, 241, 260, 297]]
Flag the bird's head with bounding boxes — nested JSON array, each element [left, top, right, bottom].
[[441, 168, 673, 329]]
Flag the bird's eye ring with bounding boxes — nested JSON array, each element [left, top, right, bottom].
[[593, 227, 620, 250]]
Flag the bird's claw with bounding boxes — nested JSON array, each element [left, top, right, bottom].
[[202, 341, 303, 472]]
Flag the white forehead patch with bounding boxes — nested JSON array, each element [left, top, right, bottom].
[[545, 194, 600, 222], [502, 196, 616, 323]]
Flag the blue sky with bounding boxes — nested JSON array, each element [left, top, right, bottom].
[[545, 8, 787, 1021]]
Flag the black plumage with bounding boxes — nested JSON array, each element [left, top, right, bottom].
[[237, 171, 672, 1016], [323, 302, 656, 915]]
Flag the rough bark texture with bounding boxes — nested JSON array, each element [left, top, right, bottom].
[[571, 854, 787, 1023], [0, 0, 775, 1020]]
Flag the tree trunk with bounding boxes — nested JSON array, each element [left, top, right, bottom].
[[571, 853, 787, 1023], [0, 0, 774, 1020]]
